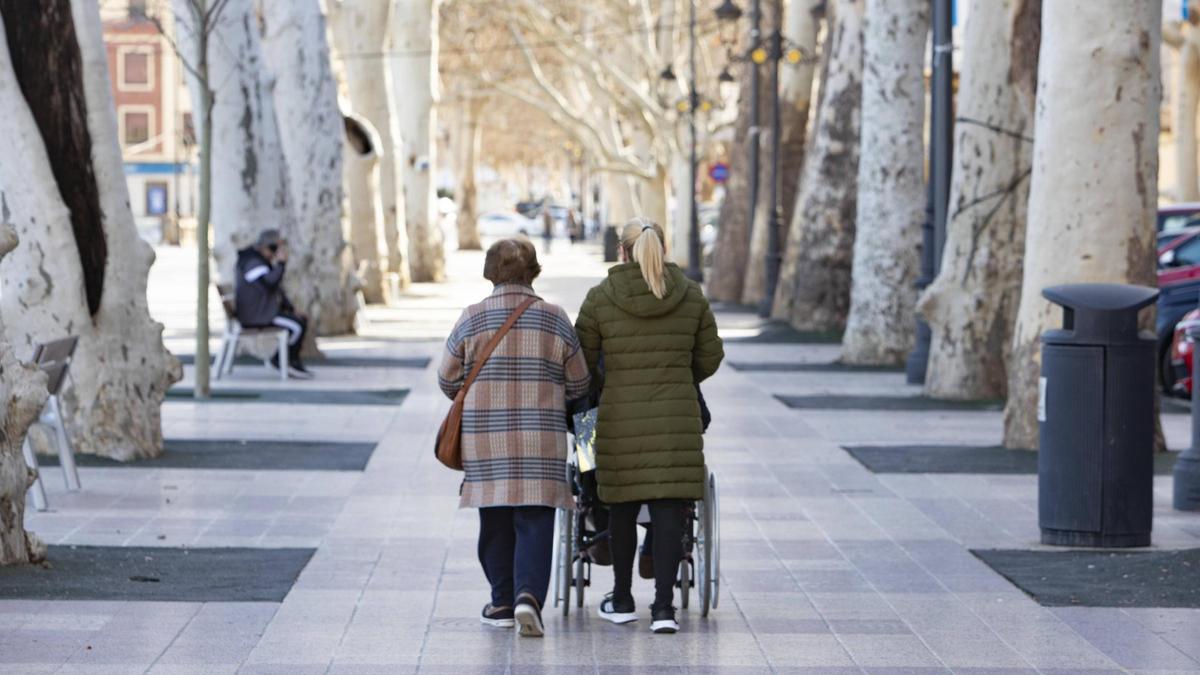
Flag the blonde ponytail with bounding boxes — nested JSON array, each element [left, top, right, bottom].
[[620, 218, 668, 299]]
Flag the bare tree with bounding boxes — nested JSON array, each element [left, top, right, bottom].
[[160, 0, 233, 398]]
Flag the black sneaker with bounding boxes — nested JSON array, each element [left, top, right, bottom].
[[650, 606, 678, 634], [267, 353, 282, 372], [598, 594, 637, 625], [288, 360, 315, 380], [514, 593, 544, 637], [480, 603, 514, 628]]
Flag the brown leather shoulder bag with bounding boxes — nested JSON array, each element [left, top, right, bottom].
[[435, 296, 538, 470]]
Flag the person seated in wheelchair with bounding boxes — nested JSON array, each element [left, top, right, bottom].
[[574, 218, 723, 635], [235, 229, 312, 379]]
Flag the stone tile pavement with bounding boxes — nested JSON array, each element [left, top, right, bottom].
[[3, 242, 1199, 673]]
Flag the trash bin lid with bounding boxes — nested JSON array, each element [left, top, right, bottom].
[[1041, 283, 1159, 345]]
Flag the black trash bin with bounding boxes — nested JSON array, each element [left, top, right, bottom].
[[603, 225, 620, 262], [1038, 283, 1159, 548]]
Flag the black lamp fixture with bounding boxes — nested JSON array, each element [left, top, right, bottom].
[[717, 67, 735, 84], [659, 64, 677, 81], [714, 0, 743, 22]]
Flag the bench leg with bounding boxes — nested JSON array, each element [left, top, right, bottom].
[[224, 335, 239, 376], [22, 435, 48, 512], [213, 335, 229, 380], [48, 396, 81, 491], [279, 331, 289, 381]]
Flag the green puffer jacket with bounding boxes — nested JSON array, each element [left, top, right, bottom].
[[574, 262, 724, 503]]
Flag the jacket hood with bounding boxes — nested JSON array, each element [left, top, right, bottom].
[[237, 247, 267, 265], [600, 262, 691, 318]]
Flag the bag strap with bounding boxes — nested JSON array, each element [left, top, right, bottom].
[[458, 296, 538, 398]]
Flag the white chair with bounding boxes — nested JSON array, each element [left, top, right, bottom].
[[212, 284, 288, 382], [24, 336, 82, 511]]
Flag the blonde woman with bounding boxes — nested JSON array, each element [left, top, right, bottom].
[[574, 218, 724, 633]]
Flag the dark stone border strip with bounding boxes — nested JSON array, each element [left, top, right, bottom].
[[776, 394, 1003, 412], [173, 354, 430, 369], [843, 444, 1179, 476], [972, 548, 1200, 608], [166, 388, 409, 406], [39, 439, 377, 471], [0, 546, 315, 602], [731, 361, 904, 373]]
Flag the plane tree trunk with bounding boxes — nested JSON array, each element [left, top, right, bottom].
[[839, 0, 927, 364], [1004, 0, 1161, 449], [0, 0, 180, 462], [261, 0, 358, 336], [916, 0, 1039, 400], [771, 0, 865, 331], [328, 0, 410, 289]]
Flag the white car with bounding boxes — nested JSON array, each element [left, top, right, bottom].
[[477, 212, 538, 239]]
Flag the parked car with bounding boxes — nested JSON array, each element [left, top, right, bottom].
[[1157, 230, 1200, 393], [476, 212, 537, 239], [1168, 308, 1200, 397], [1158, 202, 1200, 239]]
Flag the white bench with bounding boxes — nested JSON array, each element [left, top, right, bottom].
[[212, 284, 289, 382]]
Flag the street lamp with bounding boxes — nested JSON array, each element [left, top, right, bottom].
[[905, 0, 954, 383], [716, 0, 811, 316]]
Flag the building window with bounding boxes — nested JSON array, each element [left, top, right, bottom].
[[128, 0, 148, 20], [120, 107, 154, 147], [117, 46, 154, 92]]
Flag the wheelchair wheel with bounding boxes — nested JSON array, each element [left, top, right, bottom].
[[556, 507, 574, 616], [678, 555, 691, 609], [708, 471, 721, 610], [696, 487, 714, 617]]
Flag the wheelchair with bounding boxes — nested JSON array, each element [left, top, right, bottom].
[[551, 459, 721, 617]]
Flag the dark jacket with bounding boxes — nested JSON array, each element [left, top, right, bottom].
[[574, 262, 724, 503], [235, 247, 290, 327]]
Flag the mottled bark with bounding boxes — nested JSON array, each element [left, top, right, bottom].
[[0, 0, 180, 462], [1004, 0, 1160, 449], [0, 215, 48, 565], [840, 0, 926, 364], [328, 0, 410, 288], [917, 0, 1038, 400], [175, 0, 293, 286], [343, 114, 390, 304], [455, 99, 483, 251], [389, 0, 445, 282], [1176, 26, 1200, 202], [772, 0, 864, 331], [261, 0, 358, 336]]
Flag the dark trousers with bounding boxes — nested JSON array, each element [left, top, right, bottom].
[[609, 500, 686, 611], [478, 506, 555, 609], [270, 311, 307, 364]]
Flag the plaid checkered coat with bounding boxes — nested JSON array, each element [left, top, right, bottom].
[[438, 284, 590, 509]]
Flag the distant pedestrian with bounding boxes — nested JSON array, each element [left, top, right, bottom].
[[542, 206, 554, 254], [574, 217, 724, 634], [235, 230, 312, 379], [438, 238, 590, 638]]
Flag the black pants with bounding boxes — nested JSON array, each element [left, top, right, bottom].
[[609, 500, 686, 611], [270, 311, 307, 364], [478, 506, 555, 608]]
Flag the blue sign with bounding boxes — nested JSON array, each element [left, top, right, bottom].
[[146, 184, 168, 215], [1186, 0, 1191, 20], [708, 162, 729, 183]]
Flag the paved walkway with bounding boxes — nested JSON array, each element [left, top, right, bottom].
[[4, 242, 1200, 673]]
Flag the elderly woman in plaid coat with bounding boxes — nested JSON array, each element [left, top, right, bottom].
[[438, 238, 590, 638]]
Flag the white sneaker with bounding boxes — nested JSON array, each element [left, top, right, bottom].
[[598, 594, 638, 624]]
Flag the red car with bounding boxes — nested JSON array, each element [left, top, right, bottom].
[[1169, 309, 1200, 397]]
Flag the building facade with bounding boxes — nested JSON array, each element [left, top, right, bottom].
[[101, 0, 196, 244]]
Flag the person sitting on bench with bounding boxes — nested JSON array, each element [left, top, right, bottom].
[[235, 229, 313, 379]]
